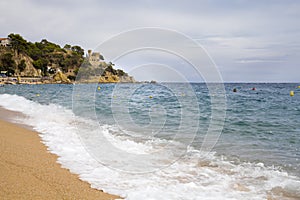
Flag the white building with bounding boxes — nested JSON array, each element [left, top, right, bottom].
[[0, 38, 11, 47]]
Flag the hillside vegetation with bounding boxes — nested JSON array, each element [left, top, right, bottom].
[[0, 33, 134, 83]]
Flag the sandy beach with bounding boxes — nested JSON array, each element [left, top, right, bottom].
[[0, 111, 121, 200]]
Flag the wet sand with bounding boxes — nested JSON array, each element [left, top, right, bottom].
[[0, 117, 121, 200]]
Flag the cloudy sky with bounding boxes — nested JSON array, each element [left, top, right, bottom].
[[1, 0, 300, 82]]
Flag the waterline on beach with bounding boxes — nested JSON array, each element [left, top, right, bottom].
[[0, 83, 299, 200]]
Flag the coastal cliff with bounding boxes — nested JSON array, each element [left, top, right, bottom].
[[0, 33, 135, 83], [0, 48, 41, 77]]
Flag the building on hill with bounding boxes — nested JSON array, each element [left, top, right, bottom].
[[0, 38, 11, 47], [87, 50, 104, 66]]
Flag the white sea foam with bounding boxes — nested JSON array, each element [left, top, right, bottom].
[[0, 93, 299, 200]]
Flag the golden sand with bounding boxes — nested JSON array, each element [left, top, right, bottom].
[[0, 119, 121, 200]]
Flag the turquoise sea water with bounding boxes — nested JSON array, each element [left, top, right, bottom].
[[0, 83, 299, 199]]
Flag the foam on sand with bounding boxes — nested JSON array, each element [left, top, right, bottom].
[[0, 113, 120, 199]]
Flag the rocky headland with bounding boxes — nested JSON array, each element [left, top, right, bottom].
[[0, 34, 135, 84]]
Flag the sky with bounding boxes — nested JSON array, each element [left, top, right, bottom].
[[0, 0, 300, 82]]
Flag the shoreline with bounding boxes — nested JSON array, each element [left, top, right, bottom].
[[0, 76, 137, 85], [0, 108, 121, 200]]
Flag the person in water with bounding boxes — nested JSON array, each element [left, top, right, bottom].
[[233, 88, 237, 92]]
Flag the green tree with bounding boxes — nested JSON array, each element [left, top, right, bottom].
[[33, 58, 48, 75], [0, 52, 16, 75], [64, 44, 71, 50], [27, 43, 43, 60], [39, 39, 61, 53], [71, 45, 84, 56], [105, 65, 117, 75], [8, 33, 28, 54], [18, 59, 26, 71]]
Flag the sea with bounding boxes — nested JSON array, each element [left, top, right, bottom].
[[0, 83, 299, 200]]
